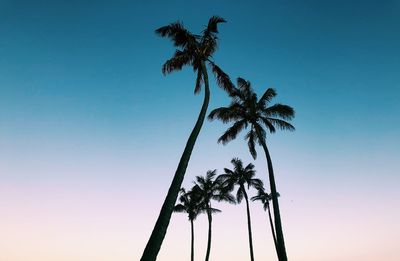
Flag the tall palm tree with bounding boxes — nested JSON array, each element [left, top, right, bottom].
[[141, 17, 233, 261], [174, 188, 202, 261], [193, 170, 235, 261], [217, 158, 263, 261], [208, 78, 295, 261], [251, 186, 279, 256]]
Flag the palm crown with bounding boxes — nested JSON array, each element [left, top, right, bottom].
[[192, 170, 234, 261], [193, 170, 235, 207], [208, 77, 295, 159], [217, 158, 262, 261], [155, 16, 233, 93], [218, 158, 263, 202], [174, 188, 201, 221], [142, 17, 233, 261], [251, 186, 280, 211]]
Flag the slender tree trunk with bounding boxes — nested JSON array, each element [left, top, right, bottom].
[[256, 130, 288, 261], [205, 208, 212, 261], [140, 62, 210, 261], [191, 219, 195, 261], [243, 188, 255, 261], [267, 204, 278, 258]]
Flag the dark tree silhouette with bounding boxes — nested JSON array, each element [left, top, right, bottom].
[[141, 17, 233, 261], [251, 186, 279, 257], [174, 188, 202, 261], [217, 158, 263, 261], [193, 170, 235, 261], [208, 78, 295, 261]]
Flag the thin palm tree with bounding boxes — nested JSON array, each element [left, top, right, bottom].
[[174, 188, 202, 261], [208, 78, 295, 261], [141, 17, 233, 261], [217, 158, 263, 261], [193, 170, 235, 261], [251, 186, 279, 256]]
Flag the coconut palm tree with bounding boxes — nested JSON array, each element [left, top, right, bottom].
[[193, 170, 235, 261], [141, 17, 233, 261], [217, 158, 263, 261], [208, 78, 295, 261], [174, 188, 202, 261], [251, 186, 279, 256]]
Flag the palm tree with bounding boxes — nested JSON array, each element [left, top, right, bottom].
[[174, 188, 202, 261], [217, 158, 263, 261], [193, 170, 235, 261], [208, 78, 295, 261], [141, 17, 233, 261], [251, 186, 279, 256]]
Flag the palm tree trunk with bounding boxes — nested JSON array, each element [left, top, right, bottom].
[[256, 131, 288, 261], [243, 188, 255, 261], [267, 204, 278, 258], [205, 208, 212, 261], [191, 219, 195, 261], [140, 62, 210, 261]]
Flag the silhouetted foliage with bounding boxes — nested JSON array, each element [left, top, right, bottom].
[[217, 158, 262, 261], [209, 78, 295, 261], [251, 186, 280, 256], [192, 170, 235, 261], [141, 17, 231, 261], [155, 16, 233, 94], [174, 188, 203, 261]]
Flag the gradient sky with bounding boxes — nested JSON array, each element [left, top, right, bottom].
[[1, 1, 400, 260]]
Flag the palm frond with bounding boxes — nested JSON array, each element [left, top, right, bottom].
[[254, 123, 267, 143], [206, 169, 217, 181], [195, 176, 206, 186], [208, 106, 227, 121], [205, 16, 226, 33], [248, 178, 263, 189], [155, 22, 196, 48], [217, 120, 247, 145], [208, 103, 243, 123], [162, 50, 193, 75], [173, 204, 187, 213], [194, 68, 203, 94], [258, 88, 277, 107], [208, 207, 222, 213], [236, 186, 244, 203], [245, 129, 258, 159], [267, 118, 295, 131], [244, 162, 255, 173], [237, 77, 250, 90], [231, 157, 243, 171], [263, 104, 295, 120], [208, 61, 234, 92], [260, 117, 276, 133], [218, 192, 236, 204]]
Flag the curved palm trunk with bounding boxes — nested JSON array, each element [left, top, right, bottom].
[[205, 208, 212, 261], [243, 188, 255, 261], [267, 204, 278, 257], [256, 131, 288, 261], [191, 219, 195, 261], [141, 62, 210, 261]]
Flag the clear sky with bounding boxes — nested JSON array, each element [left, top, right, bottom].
[[1, 0, 399, 260]]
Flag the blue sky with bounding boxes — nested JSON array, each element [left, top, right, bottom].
[[1, 1, 399, 260]]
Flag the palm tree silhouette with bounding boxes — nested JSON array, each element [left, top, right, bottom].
[[251, 186, 279, 257], [208, 78, 295, 261], [174, 188, 202, 261], [193, 170, 235, 261], [141, 17, 233, 261], [217, 158, 263, 261]]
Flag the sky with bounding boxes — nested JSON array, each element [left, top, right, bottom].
[[1, 0, 400, 260]]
